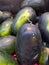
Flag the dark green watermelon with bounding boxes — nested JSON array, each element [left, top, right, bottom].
[[15, 23, 43, 65], [38, 12, 49, 43], [0, 35, 16, 54], [0, 18, 13, 37], [12, 7, 36, 35]]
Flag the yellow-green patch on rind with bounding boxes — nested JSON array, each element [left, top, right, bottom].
[[0, 28, 11, 37], [46, 18, 49, 32], [15, 10, 30, 31], [0, 50, 18, 65], [39, 48, 48, 65], [0, 20, 12, 37]]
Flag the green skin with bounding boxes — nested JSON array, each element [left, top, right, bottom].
[[0, 36, 16, 54], [12, 7, 36, 34], [39, 47, 48, 65], [0, 50, 18, 65], [0, 19, 13, 37]]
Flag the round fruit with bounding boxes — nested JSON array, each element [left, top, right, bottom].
[[12, 7, 36, 34], [0, 18, 13, 37], [38, 12, 49, 43], [16, 23, 43, 65], [0, 35, 16, 54]]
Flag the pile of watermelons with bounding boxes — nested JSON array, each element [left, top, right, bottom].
[[0, 0, 49, 65]]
